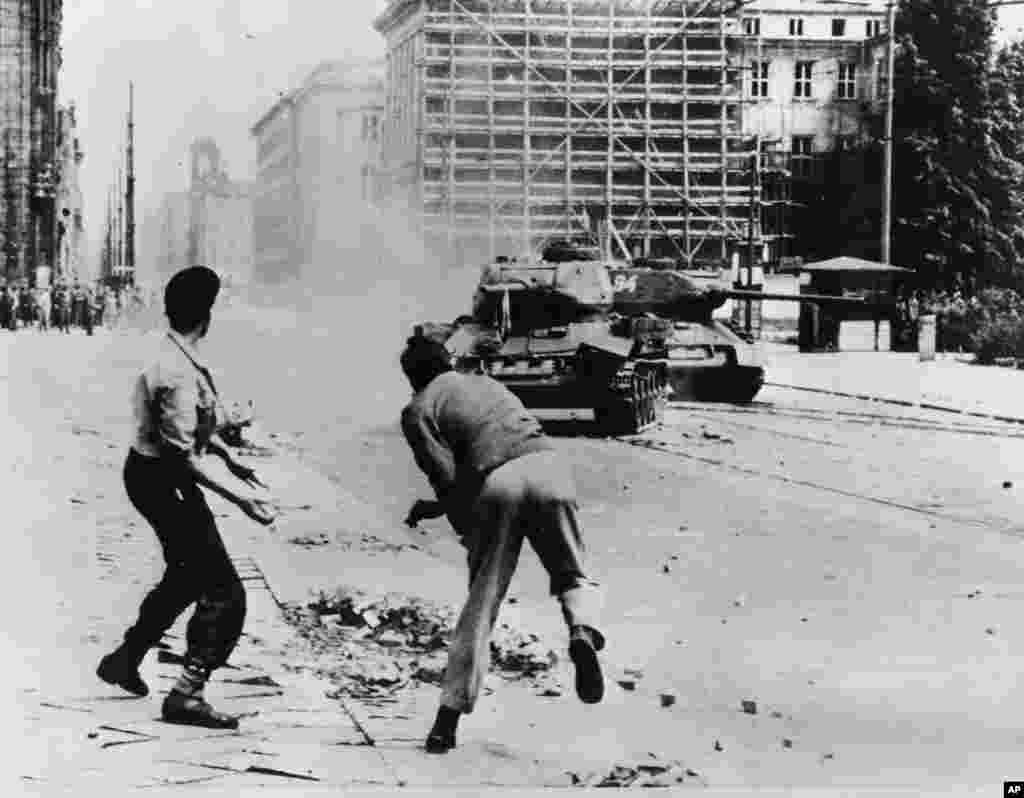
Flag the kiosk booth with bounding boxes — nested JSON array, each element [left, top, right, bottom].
[[791, 257, 911, 353]]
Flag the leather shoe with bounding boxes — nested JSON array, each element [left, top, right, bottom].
[[96, 653, 149, 697], [569, 625, 605, 704], [162, 690, 239, 729], [425, 729, 456, 754]]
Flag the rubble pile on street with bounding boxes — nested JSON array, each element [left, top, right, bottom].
[[567, 760, 700, 788], [489, 624, 559, 678], [281, 587, 560, 699]]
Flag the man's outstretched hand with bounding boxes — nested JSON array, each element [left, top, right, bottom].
[[227, 459, 268, 489], [405, 499, 446, 527], [240, 497, 277, 526]]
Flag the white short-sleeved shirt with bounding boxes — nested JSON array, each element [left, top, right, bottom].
[[131, 331, 219, 459]]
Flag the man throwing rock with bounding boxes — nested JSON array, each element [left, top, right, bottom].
[[400, 334, 606, 754]]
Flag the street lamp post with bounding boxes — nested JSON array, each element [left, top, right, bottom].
[[881, 0, 896, 265]]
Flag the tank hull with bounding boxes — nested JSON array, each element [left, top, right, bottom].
[[444, 322, 669, 435], [666, 361, 764, 403]]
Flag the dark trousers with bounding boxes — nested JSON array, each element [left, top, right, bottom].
[[119, 449, 246, 670]]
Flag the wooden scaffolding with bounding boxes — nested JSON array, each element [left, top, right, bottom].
[[376, 0, 760, 266]]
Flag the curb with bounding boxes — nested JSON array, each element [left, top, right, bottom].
[[764, 381, 1024, 426]]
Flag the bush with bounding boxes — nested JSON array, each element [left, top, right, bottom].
[[930, 287, 1024, 363], [965, 288, 1024, 363]]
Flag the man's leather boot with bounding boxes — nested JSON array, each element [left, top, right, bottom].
[[96, 647, 149, 697], [162, 691, 239, 730], [425, 706, 460, 753], [161, 660, 239, 730], [569, 625, 605, 704]]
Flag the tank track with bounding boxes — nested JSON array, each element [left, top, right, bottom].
[[594, 362, 668, 436]]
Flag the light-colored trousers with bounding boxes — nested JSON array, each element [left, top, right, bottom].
[[441, 450, 603, 714]]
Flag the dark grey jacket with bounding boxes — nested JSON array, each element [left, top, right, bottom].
[[401, 371, 552, 513]]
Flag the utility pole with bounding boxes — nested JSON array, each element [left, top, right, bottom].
[[880, 0, 896, 264], [103, 186, 112, 280], [116, 164, 124, 279], [745, 146, 758, 334], [125, 82, 135, 287]]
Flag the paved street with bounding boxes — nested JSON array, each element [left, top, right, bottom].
[[7, 316, 1024, 794]]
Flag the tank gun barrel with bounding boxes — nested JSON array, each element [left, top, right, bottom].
[[723, 290, 881, 305]]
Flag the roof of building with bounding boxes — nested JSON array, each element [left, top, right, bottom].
[[374, 0, 887, 31], [743, 0, 886, 14], [798, 256, 913, 273], [251, 58, 386, 136]]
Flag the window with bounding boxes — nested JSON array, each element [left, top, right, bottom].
[[865, 19, 881, 38], [362, 114, 380, 142], [837, 63, 857, 99], [789, 18, 804, 36], [750, 60, 769, 98], [791, 135, 814, 178], [743, 17, 761, 36], [875, 58, 889, 100], [831, 18, 846, 37], [794, 61, 813, 99]]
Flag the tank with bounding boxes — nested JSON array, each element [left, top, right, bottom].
[[608, 267, 766, 402], [413, 247, 669, 435], [608, 265, 873, 402]]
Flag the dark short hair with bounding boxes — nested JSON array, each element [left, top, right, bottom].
[[400, 336, 453, 389], [165, 266, 220, 333]]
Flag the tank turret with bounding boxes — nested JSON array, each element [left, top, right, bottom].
[[411, 247, 668, 435]]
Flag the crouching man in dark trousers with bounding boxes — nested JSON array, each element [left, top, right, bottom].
[[97, 265, 276, 729], [400, 335, 606, 754]]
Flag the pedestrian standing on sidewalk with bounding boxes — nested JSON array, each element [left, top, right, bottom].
[[400, 334, 606, 754], [97, 265, 277, 729], [35, 286, 51, 332], [0, 280, 10, 330]]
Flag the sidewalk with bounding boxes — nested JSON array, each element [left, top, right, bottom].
[[12, 406, 697, 792], [761, 345, 1024, 422]]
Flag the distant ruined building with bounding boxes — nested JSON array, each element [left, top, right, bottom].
[[250, 59, 386, 283], [55, 103, 85, 281], [146, 138, 253, 288], [0, 0, 63, 285]]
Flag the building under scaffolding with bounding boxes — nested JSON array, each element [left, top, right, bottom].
[[374, 0, 889, 269], [374, 0, 761, 267], [0, 0, 63, 285]]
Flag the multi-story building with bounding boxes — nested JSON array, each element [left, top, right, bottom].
[[185, 137, 253, 287], [146, 138, 254, 287], [55, 102, 85, 282], [250, 59, 386, 283], [0, 0, 63, 285], [374, 0, 887, 267], [740, 0, 887, 262], [147, 191, 190, 278]]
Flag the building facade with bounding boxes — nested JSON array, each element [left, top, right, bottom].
[[740, 0, 887, 262], [146, 138, 254, 287], [148, 191, 190, 278], [0, 0, 63, 285], [185, 137, 253, 287], [374, 0, 886, 267], [250, 59, 386, 283], [55, 102, 85, 282]]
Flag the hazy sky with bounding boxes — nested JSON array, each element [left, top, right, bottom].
[[59, 1, 1024, 272], [61, 0, 387, 266]]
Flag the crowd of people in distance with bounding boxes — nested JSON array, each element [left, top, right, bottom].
[[0, 280, 150, 334]]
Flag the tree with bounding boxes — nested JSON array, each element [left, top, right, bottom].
[[891, 0, 1024, 291]]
